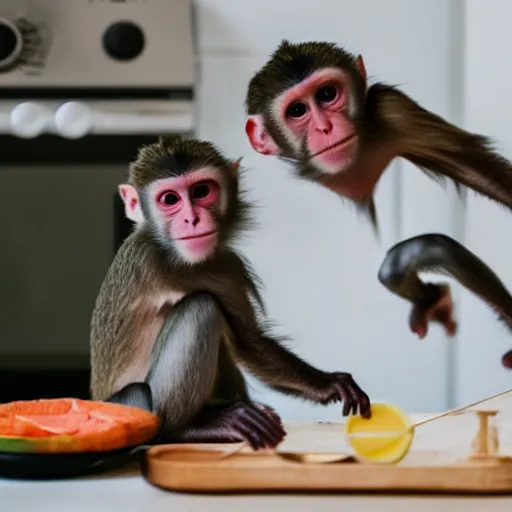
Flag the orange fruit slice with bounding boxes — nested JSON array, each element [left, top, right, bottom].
[[0, 398, 159, 453]]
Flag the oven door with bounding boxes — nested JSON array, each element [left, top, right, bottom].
[[0, 133, 169, 402]]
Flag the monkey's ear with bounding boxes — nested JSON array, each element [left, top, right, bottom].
[[230, 157, 243, 177], [355, 55, 367, 85], [119, 184, 144, 224], [245, 115, 280, 156]]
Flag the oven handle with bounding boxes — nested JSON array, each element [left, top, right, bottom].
[[0, 100, 195, 139]]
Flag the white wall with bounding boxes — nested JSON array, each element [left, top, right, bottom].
[[195, 0, 462, 418], [456, 0, 512, 405], [3, 1, 504, 418]]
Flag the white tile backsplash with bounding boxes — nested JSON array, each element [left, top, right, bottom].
[[195, 0, 450, 61], [191, 0, 463, 417], [196, 53, 448, 419]]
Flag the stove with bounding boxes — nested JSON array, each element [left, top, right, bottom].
[[0, 0, 196, 402]]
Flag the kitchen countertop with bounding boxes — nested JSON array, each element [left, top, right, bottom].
[[3, 393, 512, 511]]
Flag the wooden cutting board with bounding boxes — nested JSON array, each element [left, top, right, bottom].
[[142, 395, 512, 495], [142, 442, 512, 494]]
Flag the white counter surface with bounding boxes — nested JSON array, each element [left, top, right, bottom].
[[3, 395, 512, 511]]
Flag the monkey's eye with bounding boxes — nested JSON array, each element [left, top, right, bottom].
[[316, 85, 338, 104], [192, 183, 210, 199], [191, 180, 219, 206], [286, 102, 307, 118], [159, 192, 180, 206]]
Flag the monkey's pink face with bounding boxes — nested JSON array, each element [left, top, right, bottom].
[[246, 68, 360, 175], [150, 169, 224, 263]]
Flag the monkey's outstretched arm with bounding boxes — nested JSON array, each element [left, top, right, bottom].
[[378, 233, 512, 368], [371, 84, 512, 210], [242, 323, 370, 417], [216, 280, 371, 417]]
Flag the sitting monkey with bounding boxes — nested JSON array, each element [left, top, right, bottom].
[[90, 134, 372, 450]]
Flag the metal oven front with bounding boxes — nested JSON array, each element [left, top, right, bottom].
[[0, 0, 196, 403]]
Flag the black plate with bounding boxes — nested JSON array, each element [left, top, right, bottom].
[[0, 445, 147, 480]]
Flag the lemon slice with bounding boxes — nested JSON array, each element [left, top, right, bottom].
[[344, 403, 414, 464]]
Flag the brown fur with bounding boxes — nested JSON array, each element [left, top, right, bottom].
[[90, 225, 267, 399], [129, 135, 237, 187], [131, 135, 253, 259], [246, 40, 512, 226], [378, 233, 512, 369], [371, 84, 512, 206], [90, 135, 372, 433], [90, 135, 264, 402], [246, 41, 366, 117]]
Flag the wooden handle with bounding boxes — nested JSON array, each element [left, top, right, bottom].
[[413, 388, 512, 428]]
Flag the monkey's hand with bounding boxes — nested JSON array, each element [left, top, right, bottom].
[[409, 283, 457, 339], [253, 402, 283, 426], [179, 401, 287, 451], [316, 372, 371, 418], [213, 401, 287, 450]]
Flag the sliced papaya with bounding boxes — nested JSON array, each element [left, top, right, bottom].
[[0, 398, 159, 454], [344, 402, 414, 464]]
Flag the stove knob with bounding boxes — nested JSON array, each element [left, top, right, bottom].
[[10, 102, 51, 138], [102, 21, 145, 61], [0, 19, 23, 70], [55, 101, 93, 139]]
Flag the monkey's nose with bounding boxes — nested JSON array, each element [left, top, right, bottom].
[[185, 216, 200, 226], [314, 123, 332, 135]]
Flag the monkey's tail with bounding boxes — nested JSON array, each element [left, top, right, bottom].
[[378, 232, 512, 339]]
